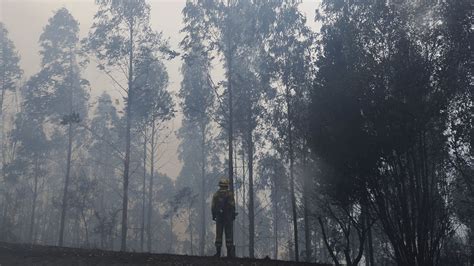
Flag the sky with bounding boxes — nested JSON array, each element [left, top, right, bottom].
[[0, 0, 320, 179]]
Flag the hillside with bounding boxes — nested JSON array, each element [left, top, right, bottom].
[[0, 242, 329, 266]]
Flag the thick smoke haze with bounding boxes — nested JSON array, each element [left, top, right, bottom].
[[0, 0, 321, 179], [0, 1, 469, 264]]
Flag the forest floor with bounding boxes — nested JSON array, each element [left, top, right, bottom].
[[0, 242, 330, 266]]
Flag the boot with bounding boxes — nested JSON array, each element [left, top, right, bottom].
[[214, 246, 221, 257], [226, 245, 235, 258]]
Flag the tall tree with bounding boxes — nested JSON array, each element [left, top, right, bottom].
[[87, 92, 122, 249], [1, 74, 47, 242], [310, 1, 462, 264], [268, 2, 313, 260], [0, 22, 23, 240], [87, 0, 171, 251], [180, 2, 215, 255], [9, 77, 50, 243], [182, 1, 243, 256], [133, 53, 174, 252], [258, 154, 290, 260], [34, 8, 89, 246], [0, 23, 22, 116]]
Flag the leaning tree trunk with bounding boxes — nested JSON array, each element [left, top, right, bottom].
[[286, 88, 299, 261], [225, 3, 235, 191], [147, 121, 156, 252], [199, 124, 206, 255]]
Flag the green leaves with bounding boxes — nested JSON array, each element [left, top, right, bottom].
[[133, 55, 174, 124], [0, 23, 23, 95], [86, 0, 170, 69], [39, 8, 80, 68]]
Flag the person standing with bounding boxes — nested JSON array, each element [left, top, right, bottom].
[[211, 178, 236, 257]]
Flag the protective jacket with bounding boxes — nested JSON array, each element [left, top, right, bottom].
[[211, 188, 236, 222]]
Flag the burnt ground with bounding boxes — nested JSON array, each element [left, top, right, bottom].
[[0, 242, 330, 266]]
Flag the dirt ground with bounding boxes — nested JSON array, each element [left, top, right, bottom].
[[0, 242, 329, 266]]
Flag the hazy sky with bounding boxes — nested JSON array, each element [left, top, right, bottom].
[[0, 0, 320, 179]]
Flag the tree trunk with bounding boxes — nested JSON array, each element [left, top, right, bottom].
[[318, 217, 340, 266], [29, 156, 39, 243], [227, 59, 234, 192], [147, 121, 156, 252], [303, 157, 311, 262], [189, 208, 193, 255], [81, 208, 89, 247], [140, 131, 147, 251], [169, 216, 173, 253], [273, 189, 278, 260], [226, 0, 234, 193], [199, 125, 206, 255], [286, 88, 299, 261], [247, 131, 255, 258], [1, 83, 7, 184], [120, 25, 134, 252], [58, 121, 73, 247], [366, 209, 374, 266], [241, 147, 246, 257]]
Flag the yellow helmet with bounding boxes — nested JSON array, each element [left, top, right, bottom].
[[218, 178, 230, 188]]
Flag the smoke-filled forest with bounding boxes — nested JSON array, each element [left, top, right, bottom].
[[0, 0, 472, 265]]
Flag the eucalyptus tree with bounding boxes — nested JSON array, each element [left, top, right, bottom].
[[0, 22, 22, 240], [180, 1, 216, 255], [133, 52, 174, 252], [1, 75, 49, 242], [185, 0, 239, 191], [86, 0, 173, 251], [189, 0, 307, 258], [178, 0, 245, 256], [0, 23, 22, 129], [0, 23, 22, 175], [258, 154, 290, 260], [0, 23, 22, 116], [267, 2, 313, 261], [8, 76, 51, 243], [87, 92, 122, 248], [32, 8, 90, 247], [210, 1, 282, 257]]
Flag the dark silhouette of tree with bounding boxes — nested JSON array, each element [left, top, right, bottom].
[[309, 1, 468, 265]]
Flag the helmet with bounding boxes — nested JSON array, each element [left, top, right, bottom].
[[218, 178, 230, 188]]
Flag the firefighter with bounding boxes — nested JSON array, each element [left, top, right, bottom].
[[211, 178, 236, 258]]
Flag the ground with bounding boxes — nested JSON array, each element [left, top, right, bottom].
[[0, 242, 329, 266]]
